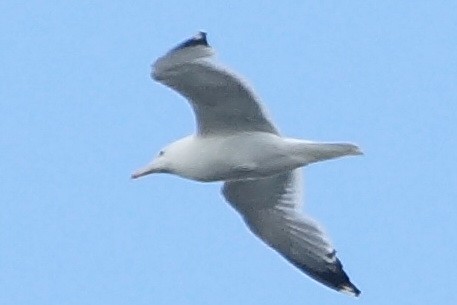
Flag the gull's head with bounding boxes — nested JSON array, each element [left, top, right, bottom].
[[131, 148, 170, 179], [131, 137, 193, 180]]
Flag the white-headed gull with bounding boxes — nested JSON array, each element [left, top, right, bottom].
[[132, 32, 362, 296]]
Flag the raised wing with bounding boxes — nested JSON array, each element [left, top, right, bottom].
[[151, 32, 279, 136], [222, 170, 361, 296]]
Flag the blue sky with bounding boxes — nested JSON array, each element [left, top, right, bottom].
[[1, 1, 456, 304]]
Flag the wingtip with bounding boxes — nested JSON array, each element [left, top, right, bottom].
[[152, 31, 214, 81], [339, 283, 361, 297], [289, 254, 361, 298], [171, 31, 209, 52]]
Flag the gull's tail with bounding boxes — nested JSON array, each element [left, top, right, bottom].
[[286, 140, 363, 165]]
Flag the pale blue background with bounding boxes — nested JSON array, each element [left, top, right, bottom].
[[1, 1, 456, 304]]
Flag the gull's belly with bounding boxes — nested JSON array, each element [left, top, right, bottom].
[[187, 133, 299, 182]]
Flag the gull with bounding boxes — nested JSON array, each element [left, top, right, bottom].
[[132, 32, 362, 296]]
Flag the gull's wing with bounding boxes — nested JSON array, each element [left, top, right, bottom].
[[151, 32, 279, 136], [222, 170, 361, 296]]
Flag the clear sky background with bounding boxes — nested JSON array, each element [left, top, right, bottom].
[[2, 1, 456, 304]]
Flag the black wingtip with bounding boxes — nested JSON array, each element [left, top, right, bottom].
[[289, 255, 361, 297], [171, 31, 209, 52], [338, 281, 361, 297], [323, 251, 360, 296], [317, 257, 361, 297]]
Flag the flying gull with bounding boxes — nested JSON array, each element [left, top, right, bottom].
[[132, 32, 362, 296]]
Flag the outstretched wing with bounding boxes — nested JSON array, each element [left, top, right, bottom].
[[222, 170, 361, 296], [151, 32, 279, 136]]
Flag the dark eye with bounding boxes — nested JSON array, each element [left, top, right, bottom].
[[158, 150, 164, 157]]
